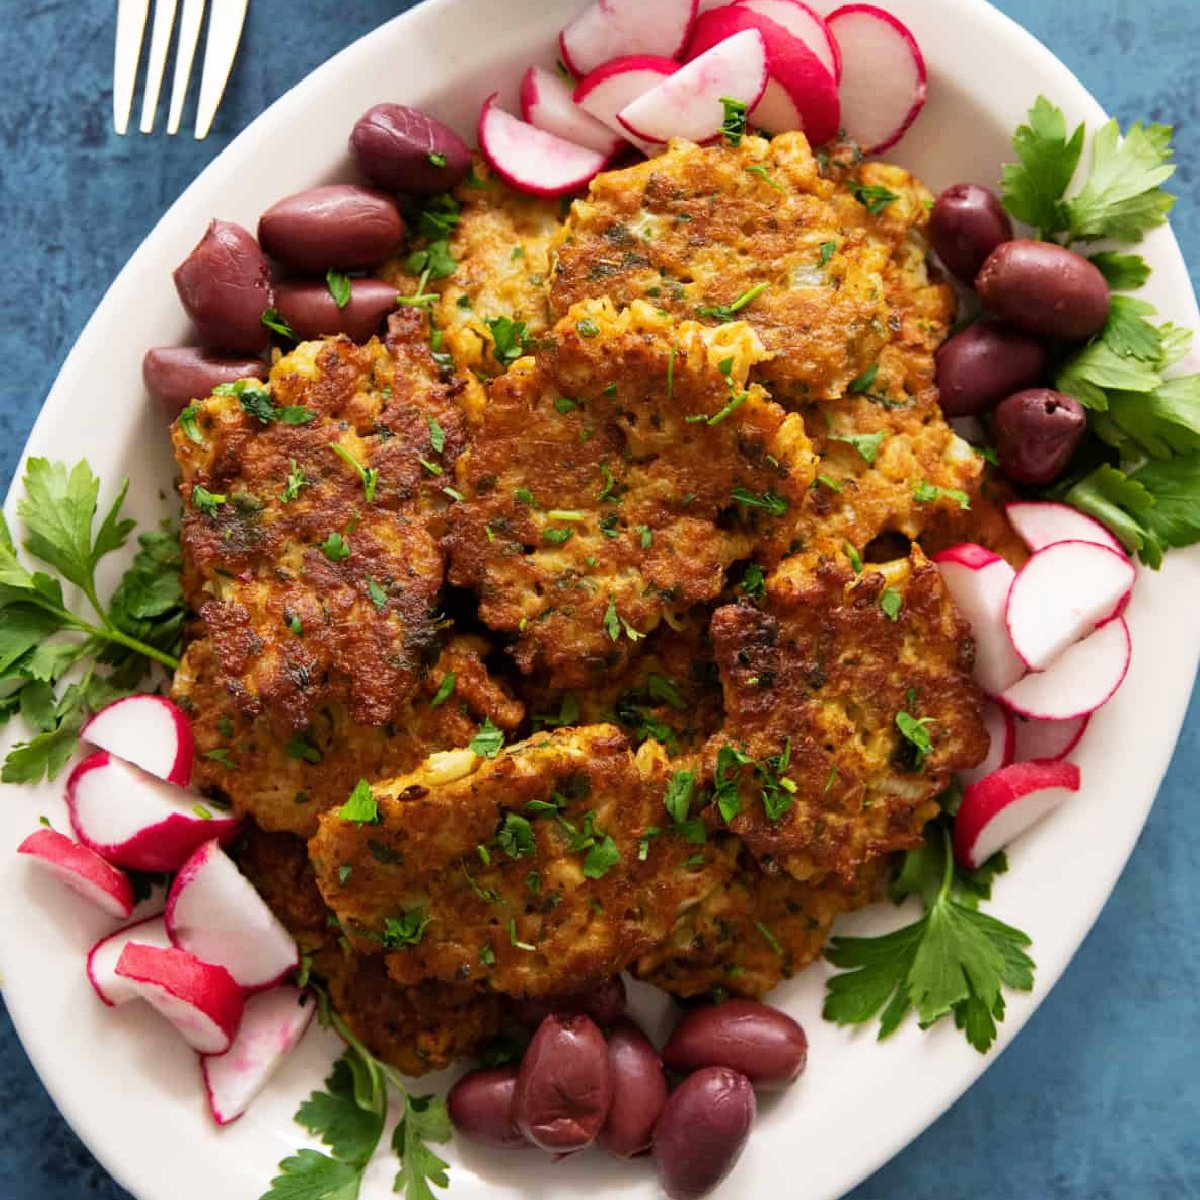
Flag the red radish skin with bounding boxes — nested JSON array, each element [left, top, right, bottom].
[[1002, 617, 1131, 721], [520, 66, 624, 157], [619, 29, 769, 145], [1004, 540, 1136, 670], [735, 0, 842, 81], [478, 94, 609, 197], [560, 0, 699, 78], [954, 760, 1082, 870], [87, 916, 172, 1007], [1011, 713, 1090, 763], [826, 4, 927, 153], [66, 751, 239, 873], [80, 694, 195, 786], [115, 943, 244, 1055], [202, 987, 316, 1125], [17, 829, 134, 919], [1005, 501, 1128, 558], [959, 701, 1015, 787], [166, 840, 299, 993], [574, 56, 681, 157]]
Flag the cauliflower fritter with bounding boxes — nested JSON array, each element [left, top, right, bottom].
[[444, 299, 815, 686], [702, 548, 987, 885], [309, 725, 737, 999]]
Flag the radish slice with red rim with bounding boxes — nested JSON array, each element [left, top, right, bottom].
[[560, 0, 699, 78], [959, 701, 1015, 787], [87, 916, 172, 1007], [1004, 501, 1128, 558], [80, 694, 195, 786], [1011, 713, 1090, 763], [520, 66, 624, 157], [17, 828, 134, 919], [574, 56, 681, 156], [734, 0, 841, 81]]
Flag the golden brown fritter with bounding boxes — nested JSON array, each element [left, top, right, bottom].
[[444, 299, 815, 686], [701, 548, 988, 885], [309, 725, 737, 999], [171, 311, 467, 732]]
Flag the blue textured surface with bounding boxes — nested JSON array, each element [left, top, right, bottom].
[[1, 1, 1197, 1198]]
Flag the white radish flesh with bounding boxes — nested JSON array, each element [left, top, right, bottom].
[[959, 701, 1015, 787], [560, 0, 699, 78], [574, 56, 681, 157], [520, 66, 623, 156], [735, 0, 841, 80], [1011, 713, 1090, 763], [1005, 501, 1127, 558], [826, 4, 927, 153], [1005, 540, 1136, 670], [17, 828, 134, 919], [87, 916, 172, 1006], [202, 987, 316, 1125], [80, 693, 195, 786], [166, 840, 299, 993]]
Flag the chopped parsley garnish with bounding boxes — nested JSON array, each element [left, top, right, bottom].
[[881, 587, 903, 620], [637, 826, 661, 861], [469, 718, 505, 759], [745, 164, 784, 191], [497, 813, 536, 861], [191, 485, 226, 516], [713, 744, 752, 823], [896, 709, 934, 769], [542, 528, 573, 545], [508, 918, 536, 952], [280, 459, 307, 503], [912, 481, 971, 510], [831, 429, 886, 464], [756, 921, 784, 956], [368, 579, 388, 610], [286, 612, 303, 636], [326, 270, 352, 309], [576, 318, 600, 338], [382, 908, 432, 949], [740, 562, 765, 599], [731, 487, 788, 516], [697, 281, 770, 322], [638, 525, 653, 548], [533, 692, 579, 730], [418, 458, 443, 476], [428, 151, 448, 168], [603, 597, 643, 643], [598, 463, 622, 503], [285, 730, 321, 764], [320, 532, 351, 561], [719, 96, 749, 146], [818, 241, 837, 266], [844, 542, 863, 573], [260, 307, 296, 339], [430, 672, 455, 708], [847, 363, 880, 394], [663, 770, 706, 843], [338, 779, 378, 824], [216, 379, 314, 425], [177, 404, 204, 444], [329, 443, 379, 502], [846, 180, 900, 215], [486, 316, 533, 365], [555, 396, 580, 415], [427, 416, 446, 454]]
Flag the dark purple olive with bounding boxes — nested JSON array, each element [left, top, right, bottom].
[[447, 1065, 527, 1148], [991, 388, 1087, 486], [350, 103, 472, 195], [274, 279, 399, 343], [653, 1067, 756, 1200], [930, 184, 1014, 284], [142, 347, 267, 418], [976, 240, 1111, 341], [258, 185, 405, 274], [600, 1018, 667, 1159], [511, 977, 627, 1029], [662, 999, 807, 1091], [512, 1014, 612, 1153], [172, 219, 273, 354], [935, 321, 1048, 417]]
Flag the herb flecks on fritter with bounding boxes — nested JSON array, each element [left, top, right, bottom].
[[702, 548, 988, 885], [444, 299, 815, 686]]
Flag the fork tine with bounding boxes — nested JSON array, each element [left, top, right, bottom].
[[166, 0, 207, 135], [194, 0, 250, 140], [113, 0, 152, 135], [138, 0, 181, 134]]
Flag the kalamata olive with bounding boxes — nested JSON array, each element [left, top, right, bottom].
[[142, 347, 267, 418], [512, 1013, 613, 1152], [274, 279, 399, 343], [350, 103, 472, 195], [976, 240, 1111, 341], [447, 1065, 527, 1148], [935, 321, 1048, 417], [511, 976, 627, 1029], [258, 185, 405, 274], [662, 999, 807, 1091], [172, 219, 273, 354], [600, 1018, 667, 1159], [991, 388, 1087, 486], [653, 1067, 756, 1200], [930, 184, 1014, 284]]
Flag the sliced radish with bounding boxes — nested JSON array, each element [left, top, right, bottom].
[[478, 94, 609, 197], [574, 56, 681, 156], [202, 987, 316, 1125], [67, 751, 239, 873], [735, 0, 841, 81], [619, 29, 769, 145], [115, 942, 244, 1055], [520, 66, 624, 157], [1011, 713, 1090, 763], [932, 544, 1026, 697], [959, 701, 1015, 787], [17, 828, 134, 919], [1005, 541, 1136, 671], [80, 693, 195, 786], [954, 759, 1081, 870], [87, 916, 172, 1007], [826, 4, 927, 153], [560, 0, 699, 78], [166, 840, 299, 993], [1001, 618, 1131, 721], [1005, 501, 1128, 558], [687, 8, 838, 141]]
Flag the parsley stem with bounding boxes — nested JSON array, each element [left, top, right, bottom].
[[27, 592, 181, 672]]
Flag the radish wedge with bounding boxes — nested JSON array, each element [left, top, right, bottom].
[[826, 4, 927, 153], [520, 66, 624, 157], [932, 544, 1025, 697], [560, 0, 699, 78], [959, 701, 1015, 787], [202, 987, 316, 1125], [478, 94, 609, 197], [81, 693, 195, 786], [87, 916, 172, 1006], [1005, 501, 1127, 558], [1005, 540, 1136, 670], [115, 942, 244, 1055], [954, 760, 1081, 870], [574, 56, 681, 156], [17, 828, 134, 919], [1011, 713, 1090, 763], [67, 751, 239, 873], [166, 840, 299, 993], [619, 29, 769, 145], [1002, 618, 1131, 721], [735, 0, 841, 81]]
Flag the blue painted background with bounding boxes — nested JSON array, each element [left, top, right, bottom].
[[1, 1, 1197, 1197]]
